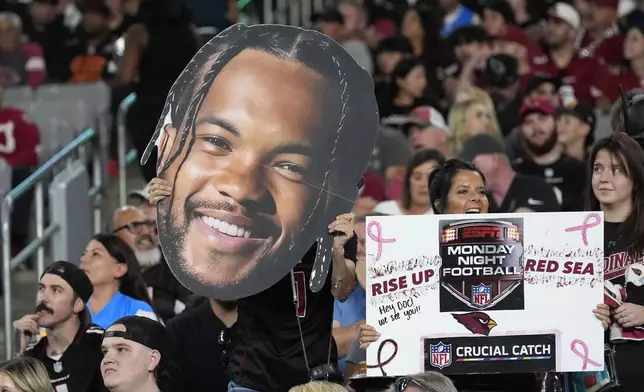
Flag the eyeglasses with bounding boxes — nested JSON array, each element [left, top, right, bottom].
[[113, 220, 157, 234], [219, 329, 231, 367], [394, 377, 423, 392]]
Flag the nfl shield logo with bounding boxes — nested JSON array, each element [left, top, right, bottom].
[[471, 284, 491, 308], [429, 342, 452, 369]]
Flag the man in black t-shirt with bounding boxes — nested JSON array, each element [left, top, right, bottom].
[[13, 261, 107, 392], [460, 133, 560, 213], [513, 97, 586, 211], [148, 185, 358, 392], [166, 299, 237, 392], [227, 214, 357, 392]]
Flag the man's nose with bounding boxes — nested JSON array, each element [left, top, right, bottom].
[[102, 351, 116, 364], [215, 156, 269, 205]]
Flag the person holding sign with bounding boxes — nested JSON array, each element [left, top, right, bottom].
[[358, 159, 537, 391], [148, 185, 358, 391], [143, 22, 378, 392], [585, 133, 644, 392]]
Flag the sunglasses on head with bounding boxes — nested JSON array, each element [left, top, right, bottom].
[[394, 377, 423, 392]]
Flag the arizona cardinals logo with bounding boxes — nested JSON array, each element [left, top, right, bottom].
[[453, 312, 497, 335]]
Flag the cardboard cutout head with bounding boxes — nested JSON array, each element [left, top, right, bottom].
[[142, 24, 379, 299]]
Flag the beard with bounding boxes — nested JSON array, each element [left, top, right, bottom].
[[523, 129, 558, 157], [136, 247, 162, 268]]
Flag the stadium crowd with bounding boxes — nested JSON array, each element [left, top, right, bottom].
[[1, 0, 644, 391]]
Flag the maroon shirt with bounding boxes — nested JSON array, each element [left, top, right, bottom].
[[578, 27, 623, 73], [0, 108, 40, 167], [616, 69, 644, 92], [530, 51, 616, 105]]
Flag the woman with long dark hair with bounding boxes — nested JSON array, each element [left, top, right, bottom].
[[382, 59, 430, 118], [374, 149, 445, 215], [80, 233, 157, 328], [617, 25, 644, 92], [586, 133, 644, 392]]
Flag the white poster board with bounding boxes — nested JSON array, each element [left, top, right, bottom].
[[365, 212, 604, 377]]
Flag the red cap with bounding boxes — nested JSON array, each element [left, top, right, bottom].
[[591, 0, 619, 9], [373, 18, 396, 37], [519, 98, 556, 121]]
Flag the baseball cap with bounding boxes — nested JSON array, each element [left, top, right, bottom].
[[42, 261, 93, 325], [311, 8, 344, 24], [376, 35, 413, 56], [548, 3, 581, 30], [485, 54, 519, 88], [104, 316, 167, 353], [459, 133, 508, 162], [519, 98, 556, 122], [557, 103, 596, 131], [372, 18, 396, 37], [525, 74, 561, 95], [401, 106, 449, 134], [42, 261, 93, 303], [128, 184, 150, 202]]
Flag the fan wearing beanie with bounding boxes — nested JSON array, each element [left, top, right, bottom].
[[460, 134, 560, 213]]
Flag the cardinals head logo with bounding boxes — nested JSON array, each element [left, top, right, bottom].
[[626, 263, 644, 287], [453, 312, 497, 335]]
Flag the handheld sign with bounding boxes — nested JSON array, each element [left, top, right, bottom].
[[365, 212, 604, 376]]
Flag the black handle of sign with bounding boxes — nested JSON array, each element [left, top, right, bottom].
[[365, 338, 399, 377]]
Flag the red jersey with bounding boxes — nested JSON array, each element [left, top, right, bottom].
[[530, 51, 617, 105], [578, 27, 623, 73], [615, 69, 644, 92], [0, 107, 40, 167]]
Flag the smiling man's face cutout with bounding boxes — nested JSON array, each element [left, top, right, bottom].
[[148, 24, 379, 299]]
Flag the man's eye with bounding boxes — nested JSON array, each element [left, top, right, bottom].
[[202, 136, 232, 152], [277, 162, 304, 174]]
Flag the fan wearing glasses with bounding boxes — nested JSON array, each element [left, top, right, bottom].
[[113, 206, 192, 323], [385, 373, 457, 392], [113, 206, 161, 269]]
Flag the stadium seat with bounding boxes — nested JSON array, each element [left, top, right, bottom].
[[27, 102, 81, 163], [3, 86, 33, 112]]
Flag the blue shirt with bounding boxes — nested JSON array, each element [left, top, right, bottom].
[[89, 291, 157, 328], [333, 284, 366, 373]]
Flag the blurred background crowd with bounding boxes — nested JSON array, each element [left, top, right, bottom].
[[1, 0, 643, 390]]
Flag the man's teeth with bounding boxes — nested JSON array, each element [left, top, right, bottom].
[[465, 208, 480, 213], [200, 216, 251, 238]]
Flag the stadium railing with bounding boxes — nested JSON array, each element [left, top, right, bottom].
[[1, 126, 106, 358]]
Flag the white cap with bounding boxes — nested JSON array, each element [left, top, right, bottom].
[[406, 106, 449, 133], [549, 3, 580, 30], [128, 184, 150, 202]]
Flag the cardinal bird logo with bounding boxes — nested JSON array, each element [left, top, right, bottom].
[[452, 312, 497, 335]]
